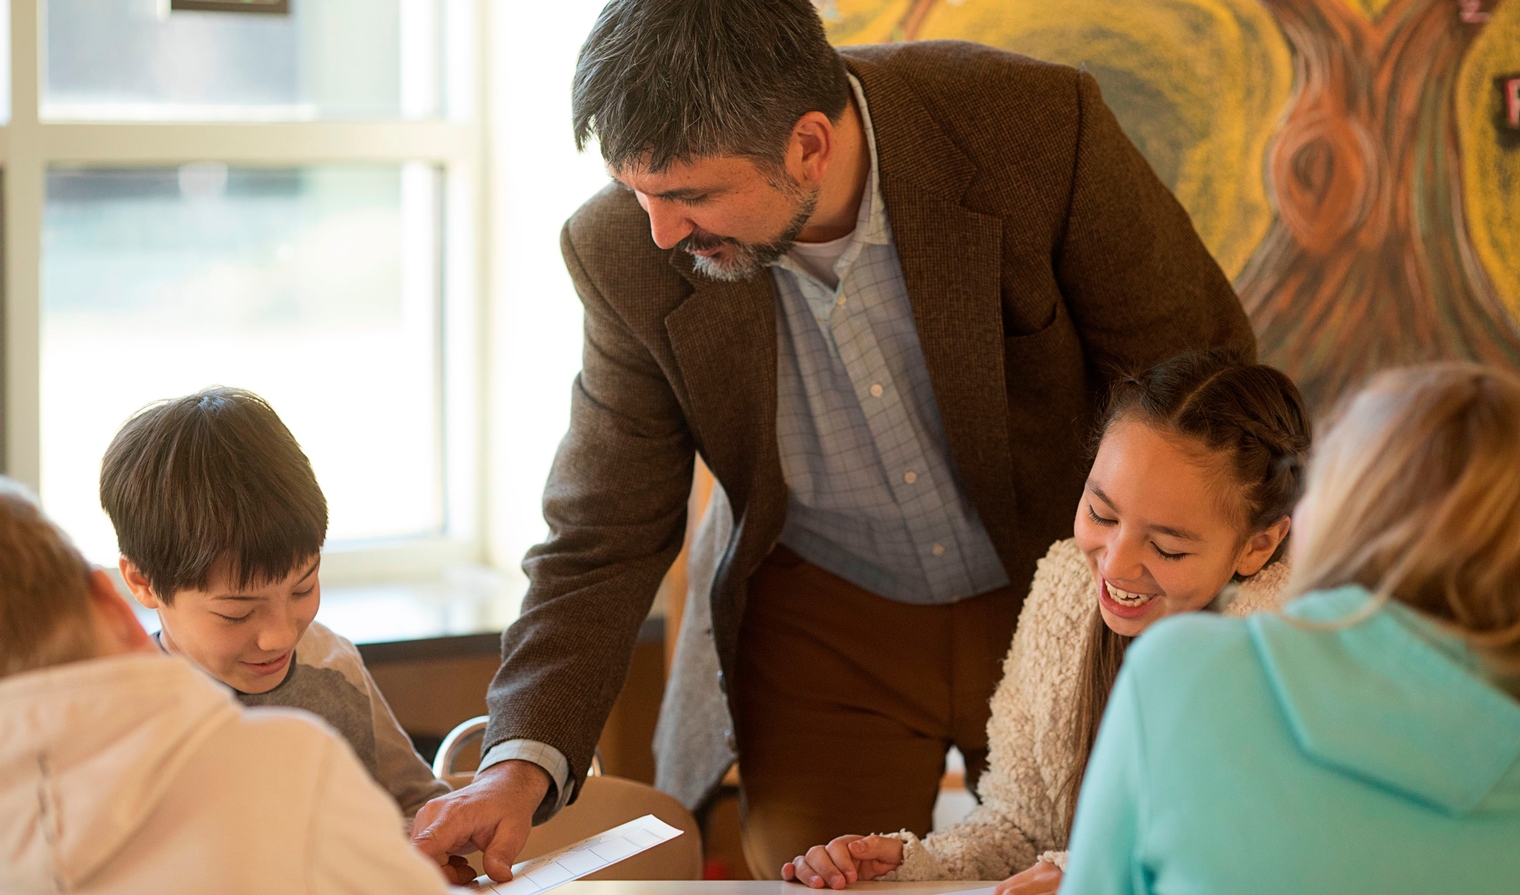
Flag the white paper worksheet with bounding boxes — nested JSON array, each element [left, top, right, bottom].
[[462, 815, 684, 895]]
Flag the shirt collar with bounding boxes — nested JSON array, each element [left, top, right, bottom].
[[850, 73, 891, 248]]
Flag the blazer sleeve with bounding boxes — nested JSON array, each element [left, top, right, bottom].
[[1059, 666, 1149, 895], [1054, 70, 1255, 372], [481, 221, 696, 816]]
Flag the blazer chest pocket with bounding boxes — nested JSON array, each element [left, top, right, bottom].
[[1003, 300, 1088, 435]]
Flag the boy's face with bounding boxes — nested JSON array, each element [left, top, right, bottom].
[[121, 556, 320, 694]]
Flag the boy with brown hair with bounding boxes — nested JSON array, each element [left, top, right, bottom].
[[100, 387, 449, 823], [0, 477, 451, 895]]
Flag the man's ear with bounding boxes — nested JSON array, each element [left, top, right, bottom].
[[1236, 516, 1292, 578], [88, 569, 152, 654], [789, 110, 836, 184], [119, 557, 161, 609]]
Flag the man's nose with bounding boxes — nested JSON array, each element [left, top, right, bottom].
[[643, 199, 693, 250]]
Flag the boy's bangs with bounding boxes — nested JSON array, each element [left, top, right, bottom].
[[100, 388, 328, 601]]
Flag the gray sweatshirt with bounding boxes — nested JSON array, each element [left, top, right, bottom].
[[161, 620, 450, 819]]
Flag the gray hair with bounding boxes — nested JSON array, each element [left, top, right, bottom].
[[572, 0, 851, 173]]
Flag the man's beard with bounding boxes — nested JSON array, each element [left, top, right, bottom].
[[679, 182, 819, 283]]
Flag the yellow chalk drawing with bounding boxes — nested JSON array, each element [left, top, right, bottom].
[[828, 0, 912, 43], [825, 0, 1520, 410], [1459, 0, 1520, 318], [826, 0, 1293, 279], [1349, 0, 1399, 19]]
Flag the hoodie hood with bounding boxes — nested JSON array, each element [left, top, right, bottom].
[[1251, 586, 1520, 816], [0, 653, 239, 892]]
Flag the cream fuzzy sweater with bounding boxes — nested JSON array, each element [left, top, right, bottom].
[[880, 538, 1290, 881]]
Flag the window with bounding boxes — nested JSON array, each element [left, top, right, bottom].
[[4, 0, 485, 590], [42, 164, 445, 559], [43, 0, 443, 120], [486, 0, 615, 579]]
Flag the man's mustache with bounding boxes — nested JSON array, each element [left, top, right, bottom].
[[676, 230, 741, 254]]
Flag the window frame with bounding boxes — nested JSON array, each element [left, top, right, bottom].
[[0, 0, 492, 586]]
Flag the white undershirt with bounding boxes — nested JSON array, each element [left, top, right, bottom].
[[787, 230, 856, 291]]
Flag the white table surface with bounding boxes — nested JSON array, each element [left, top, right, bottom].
[[545, 883, 997, 894]]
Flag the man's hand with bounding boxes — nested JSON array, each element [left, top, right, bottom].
[[411, 760, 552, 884], [993, 861, 1063, 895], [780, 834, 904, 889]]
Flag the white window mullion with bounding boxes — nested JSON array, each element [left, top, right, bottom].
[[443, 154, 482, 547], [39, 121, 478, 166], [4, 0, 44, 490]]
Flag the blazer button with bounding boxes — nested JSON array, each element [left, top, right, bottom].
[[716, 670, 727, 694], [724, 730, 738, 753]]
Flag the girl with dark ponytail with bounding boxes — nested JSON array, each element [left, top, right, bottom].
[[783, 350, 1310, 894]]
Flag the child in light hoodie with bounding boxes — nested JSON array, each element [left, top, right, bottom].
[[0, 477, 453, 895]]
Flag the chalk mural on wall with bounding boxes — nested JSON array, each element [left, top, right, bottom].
[[823, 0, 1520, 411]]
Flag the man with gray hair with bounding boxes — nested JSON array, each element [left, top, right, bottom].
[[413, 0, 1254, 882]]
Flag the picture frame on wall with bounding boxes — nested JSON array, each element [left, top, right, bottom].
[[171, 0, 290, 13]]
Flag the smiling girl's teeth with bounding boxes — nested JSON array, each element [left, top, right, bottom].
[[1105, 582, 1157, 607]]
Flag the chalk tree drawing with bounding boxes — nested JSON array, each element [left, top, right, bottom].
[[824, 0, 1520, 411]]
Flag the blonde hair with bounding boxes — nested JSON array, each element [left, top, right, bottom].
[[1288, 363, 1520, 680], [0, 477, 98, 679]]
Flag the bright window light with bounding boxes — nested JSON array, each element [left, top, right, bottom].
[[488, 0, 623, 574], [42, 0, 441, 120], [40, 163, 446, 564]]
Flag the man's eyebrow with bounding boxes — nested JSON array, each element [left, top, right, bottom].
[[648, 186, 720, 201], [608, 175, 722, 202]]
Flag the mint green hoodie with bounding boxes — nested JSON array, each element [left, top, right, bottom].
[[1062, 586, 1520, 894]]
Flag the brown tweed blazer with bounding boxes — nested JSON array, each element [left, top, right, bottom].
[[484, 40, 1254, 806]]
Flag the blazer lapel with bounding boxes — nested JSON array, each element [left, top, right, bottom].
[[847, 54, 1021, 552], [663, 254, 783, 520]]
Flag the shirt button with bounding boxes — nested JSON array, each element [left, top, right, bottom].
[[836, 295, 847, 307], [869, 383, 884, 398], [903, 470, 918, 484], [932, 544, 946, 557]]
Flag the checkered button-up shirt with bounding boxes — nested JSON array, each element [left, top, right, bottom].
[[770, 76, 1010, 604]]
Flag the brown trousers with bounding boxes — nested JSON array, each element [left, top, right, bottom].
[[733, 545, 1021, 879]]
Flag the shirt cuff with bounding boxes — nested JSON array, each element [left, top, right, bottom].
[[479, 739, 575, 824]]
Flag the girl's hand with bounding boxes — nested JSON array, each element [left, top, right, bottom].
[[993, 861, 1063, 895], [780, 834, 904, 889]]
